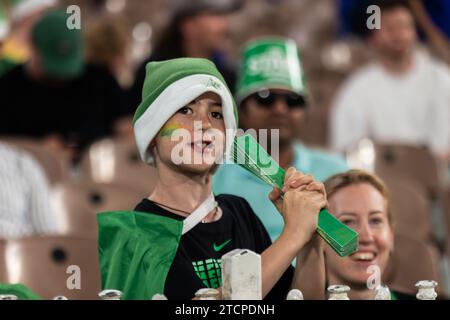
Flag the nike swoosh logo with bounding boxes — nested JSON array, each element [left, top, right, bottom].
[[213, 239, 231, 252]]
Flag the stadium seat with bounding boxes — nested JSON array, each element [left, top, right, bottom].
[[0, 137, 68, 185], [444, 187, 450, 255], [51, 181, 143, 237], [3, 236, 101, 300], [0, 239, 6, 283], [383, 175, 432, 242], [384, 233, 442, 296], [374, 144, 442, 200], [79, 138, 157, 195]]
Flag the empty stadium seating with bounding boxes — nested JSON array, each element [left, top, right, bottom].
[[346, 141, 444, 200], [79, 138, 157, 195], [0, 137, 68, 185], [384, 233, 442, 296], [0, 240, 6, 283], [374, 144, 443, 200], [383, 175, 433, 242], [3, 236, 101, 300], [445, 187, 450, 256], [51, 181, 143, 236]]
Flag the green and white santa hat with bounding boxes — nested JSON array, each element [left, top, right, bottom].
[[133, 57, 238, 165], [236, 37, 307, 104]]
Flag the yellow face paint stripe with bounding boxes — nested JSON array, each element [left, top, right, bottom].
[[160, 123, 183, 137]]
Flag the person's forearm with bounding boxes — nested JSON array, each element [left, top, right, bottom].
[[409, 0, 450, 49], [261, 232, 306, 298], [291, 234, 327, 300]]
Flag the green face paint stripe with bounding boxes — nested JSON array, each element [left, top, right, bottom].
[[213, 239, 232, 252]]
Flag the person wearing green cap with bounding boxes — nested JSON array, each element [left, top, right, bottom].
[[98, 57, 328, 300], [213, 38, 349, 243], [1, 0, 58, 65], [0, 9, 127, 162]]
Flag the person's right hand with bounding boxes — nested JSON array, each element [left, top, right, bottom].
[[282, 186, 327, 247], [269, 168, 327, 247]]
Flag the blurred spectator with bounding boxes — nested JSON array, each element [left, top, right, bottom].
[[0, 54, 16, 76], [0, 2, 7, 40], [331, 0, 450, 163], [128, 0, 242, 113], [85, 15, 132, 88], [339, 0, 450, 63], [213, 38, 348, 242], [0, 142, 58, 239], [84, 14, 135, 141], [0, 2, 17, 76], [1, 0, 58, 65], [0, 10, 127, 162]]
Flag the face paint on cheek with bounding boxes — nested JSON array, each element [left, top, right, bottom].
[[159, 123, 184, 138]]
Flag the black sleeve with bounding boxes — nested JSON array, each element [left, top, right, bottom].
[[239, 198, 294, 300], [126, 60, 148, 113], [96, 64, 128, 121], [0, 66, 21, 135], [79, 64, 129, 151]]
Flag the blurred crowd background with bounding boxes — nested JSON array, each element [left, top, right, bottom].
[[1, 0, 450, 299]]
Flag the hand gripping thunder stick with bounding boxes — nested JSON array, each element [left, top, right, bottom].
[[231, 134, 359, 257]]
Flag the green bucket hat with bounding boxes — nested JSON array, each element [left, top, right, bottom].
[[133, 57, 238, 165], [236, 37, 307, 104], [32, 9, 83, 79]]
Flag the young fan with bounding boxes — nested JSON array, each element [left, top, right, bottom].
[[98, 58, 327, 300]]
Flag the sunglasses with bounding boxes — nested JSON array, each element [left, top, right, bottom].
[[249, 89, 307, 109]]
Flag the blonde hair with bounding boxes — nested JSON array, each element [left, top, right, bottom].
[[324, 170, 393, 225]]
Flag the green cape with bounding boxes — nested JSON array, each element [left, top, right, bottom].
[[97, 211, 183, 300]]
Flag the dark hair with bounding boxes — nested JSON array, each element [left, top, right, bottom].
[[349, 0, 412, 38], [375, 0, 410, 11], [153, 4, 239, 60], [151, 15, 186, 60]]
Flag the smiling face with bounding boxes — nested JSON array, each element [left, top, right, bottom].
[[152, 91, 226, 175], [325, 182, 394, 289]]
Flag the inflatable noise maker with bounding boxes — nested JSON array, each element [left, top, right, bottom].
[[232, 134, 359, 257]]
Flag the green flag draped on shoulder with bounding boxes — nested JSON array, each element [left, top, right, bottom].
[[97, 211, 183, 300]]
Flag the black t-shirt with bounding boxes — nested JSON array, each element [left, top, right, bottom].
[[0, 64, 127, 152], [391, 291, 418, 300], [134, 194, 294, 300]]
